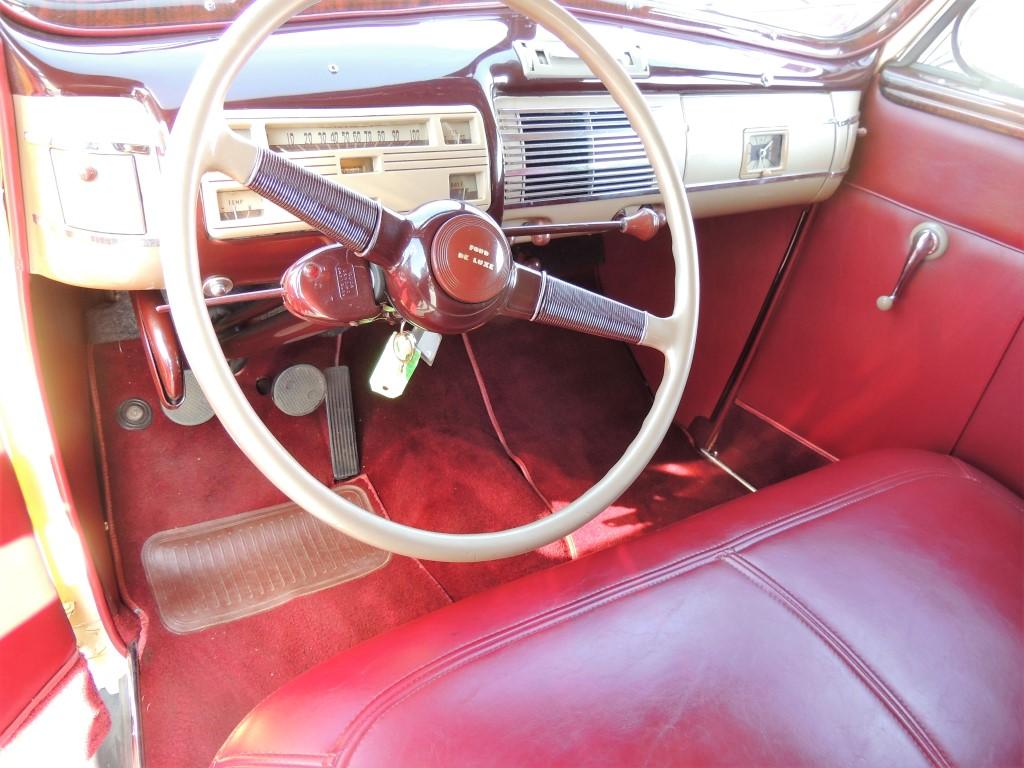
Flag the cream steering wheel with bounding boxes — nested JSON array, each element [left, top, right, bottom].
[[162, 0, 699, 562]]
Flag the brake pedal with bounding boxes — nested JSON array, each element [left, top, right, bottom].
[[272, 364, 327, 416], [324, 366, 360, 482]]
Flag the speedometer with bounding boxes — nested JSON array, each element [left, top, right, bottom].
[[267, 120, 429, 151]]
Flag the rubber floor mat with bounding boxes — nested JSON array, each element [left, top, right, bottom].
[[142, 483, 390, 633]]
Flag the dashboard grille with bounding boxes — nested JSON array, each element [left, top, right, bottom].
[[500, 107, 657, 207]]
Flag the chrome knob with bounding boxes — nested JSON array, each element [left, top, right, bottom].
[[202, 275, 234, 298]]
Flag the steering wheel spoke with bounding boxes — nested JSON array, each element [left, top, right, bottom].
[[208, 120, 260, 181], [209, 121, 405, 264], [504, 263, 672, 350]]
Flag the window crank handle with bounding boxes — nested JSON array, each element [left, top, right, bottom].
[[876, 222, 949, 311]]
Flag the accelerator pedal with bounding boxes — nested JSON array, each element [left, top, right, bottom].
[[325, 365, 361, 482]]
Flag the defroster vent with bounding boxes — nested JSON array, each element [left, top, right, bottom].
[[500, 107, 657, 207]]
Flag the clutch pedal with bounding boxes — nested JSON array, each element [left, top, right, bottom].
[[324, 365, 360, 481], [162, 370, 215, 426]]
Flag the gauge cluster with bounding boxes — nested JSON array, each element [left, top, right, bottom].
[[201, 106, 490, 240]]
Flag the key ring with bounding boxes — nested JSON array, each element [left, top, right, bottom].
[[392, 323, 415, 363]]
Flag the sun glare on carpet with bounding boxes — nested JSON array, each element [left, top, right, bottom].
[[653, 462, 698, 478]]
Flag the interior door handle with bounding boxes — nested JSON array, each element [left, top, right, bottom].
[[876, 222, 949, 311]]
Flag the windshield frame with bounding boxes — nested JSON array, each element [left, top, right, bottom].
[[574, 0, 932, 58], [0, 0, 933, 59]]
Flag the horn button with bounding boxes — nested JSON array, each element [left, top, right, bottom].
[[429, 214, 511, 304]]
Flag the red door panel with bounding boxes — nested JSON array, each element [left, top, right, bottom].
[[738, 83, 1024, 460], [851, 87, 1024, 251], [954, 322, 1024, 496]]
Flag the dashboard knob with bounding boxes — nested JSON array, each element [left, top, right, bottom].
[[202, 275, 234, 298]]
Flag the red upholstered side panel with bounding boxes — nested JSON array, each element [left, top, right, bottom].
[[601, 206, 803, 427], [955, 323, 1024, 496], [851, 86, 1024, 251], [0, 452, 77, 740], [738, 80, 1024, 460], [739, 183, 1024, 457]]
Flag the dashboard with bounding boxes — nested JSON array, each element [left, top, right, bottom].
[[2, 10, 865, 291]]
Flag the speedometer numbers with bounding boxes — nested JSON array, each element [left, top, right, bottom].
[[266, 117, 474, 151]]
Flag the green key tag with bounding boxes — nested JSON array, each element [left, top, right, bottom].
[[370, 331, 421, 399]]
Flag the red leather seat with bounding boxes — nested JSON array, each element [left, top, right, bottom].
[[213, 451, 1023, 767]]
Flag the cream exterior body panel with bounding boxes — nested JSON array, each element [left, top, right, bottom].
[[16, 95, 166, 290]]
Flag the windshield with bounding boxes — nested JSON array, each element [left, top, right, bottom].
[[626, 1, 898, 39], [1, 0, 905, 43]]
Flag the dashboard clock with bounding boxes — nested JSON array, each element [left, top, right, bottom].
[[741, 128, 787, 178]]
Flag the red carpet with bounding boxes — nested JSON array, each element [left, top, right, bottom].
[[341, 324, 571, 599], [93, 294, 745, 767], [91, 339, 455, 768], [465, 317, 747, 555]]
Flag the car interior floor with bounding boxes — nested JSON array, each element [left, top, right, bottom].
[[89, 262, 748, 768]]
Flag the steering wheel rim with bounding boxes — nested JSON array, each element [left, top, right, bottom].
[[162, 0, 699, 563]]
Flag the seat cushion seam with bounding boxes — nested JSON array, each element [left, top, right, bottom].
[[328, 467, 959, 766], [723, 552, 954, 768], [212, 752, 334, 767], [946, 455, 1024, 512], [956, 472, 1024, 511]]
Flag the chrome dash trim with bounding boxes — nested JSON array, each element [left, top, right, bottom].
[[685, 170, 833, 194], [503, 170, 845, 209], [827, 113, 861, 127]]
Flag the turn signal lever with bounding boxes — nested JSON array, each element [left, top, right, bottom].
[[876, 222, 949, 311]]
